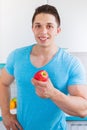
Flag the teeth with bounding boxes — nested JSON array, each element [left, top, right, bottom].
[[39, 37, 48, 40]]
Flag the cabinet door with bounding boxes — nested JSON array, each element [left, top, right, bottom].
[[48, 0, 87, 52], [78, 125, 87, 130], [67, 121, 87, 130], [0, 121, 6, 130], [0, 0, 47, 63]]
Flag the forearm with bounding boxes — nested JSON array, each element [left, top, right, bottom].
[[0, 81, 23, 130], [0, 82, 11, 116], [50, 88, 87, 117]]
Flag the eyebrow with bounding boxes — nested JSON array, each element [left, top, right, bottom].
[[34, 22, 40, 24], [34, 22, 54, 25]]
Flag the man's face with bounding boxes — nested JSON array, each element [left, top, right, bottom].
[[32, 13, 60, 47]]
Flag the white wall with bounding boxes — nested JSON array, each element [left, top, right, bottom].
[[1, 0, 87, 63], [0, 0, 47, 63], [48, 0, 87, 52]]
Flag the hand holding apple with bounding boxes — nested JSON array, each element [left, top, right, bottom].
[[32, 70, 56, 98], [34, 70, 48, 82]]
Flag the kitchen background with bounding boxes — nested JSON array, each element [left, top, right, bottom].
[[0, 0, 87, 97], [0, 0, 87, 129], [0, 0, 87, 63]]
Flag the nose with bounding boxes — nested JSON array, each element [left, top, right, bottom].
[[40, 26, 47, 34]]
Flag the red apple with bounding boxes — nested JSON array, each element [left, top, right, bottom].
[[34, 70, 48, 82]]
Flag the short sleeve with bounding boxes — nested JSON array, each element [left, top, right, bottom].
[[4, 50, 15, 76], [67, 57, 87, 86]]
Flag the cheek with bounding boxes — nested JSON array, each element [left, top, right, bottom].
[[50, 31, 57, 37], [54, 30, 58, 36], [33, 29, 40, 35], [33, 31, 38, 37]]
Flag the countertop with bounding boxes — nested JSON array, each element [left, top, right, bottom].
[[66, 116, 87, 121], [65, 113, 87, 121]]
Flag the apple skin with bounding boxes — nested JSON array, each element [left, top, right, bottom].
[[34, 70, 48, 82]]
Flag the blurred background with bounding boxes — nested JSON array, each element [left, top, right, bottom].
[[0, 0, 87, 63], [0, 1, 87, 129]]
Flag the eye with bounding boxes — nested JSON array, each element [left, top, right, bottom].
[[47, 25, 53, 29], [35, 24, 41, 28]]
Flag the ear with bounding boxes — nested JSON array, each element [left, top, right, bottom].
[[32, 26, 34, 32], [57, 27, 61, 34]]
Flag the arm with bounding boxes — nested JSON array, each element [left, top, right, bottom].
[[0, 68, 23, 130], [32, 78, 87, 118], [50, 84, 87, 117], [0, 68, 14, 116]]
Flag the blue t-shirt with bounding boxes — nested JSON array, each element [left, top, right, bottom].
[[5, 44, 87, 130]]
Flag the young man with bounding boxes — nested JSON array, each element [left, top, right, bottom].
[[0, 4, 87, 130]]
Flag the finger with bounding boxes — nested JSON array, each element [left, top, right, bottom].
[[31, 78, 35, 85], [11, 123, 18, 130], [15, 121, 23, 130], [32, 78, 40, 86], [6, 127, 10, 130], [11, 123, 22, 130]]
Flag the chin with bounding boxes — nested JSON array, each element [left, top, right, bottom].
[[40, 41, 50, 45], [40, 43, 50, 48]]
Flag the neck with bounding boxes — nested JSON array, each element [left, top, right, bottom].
[[32, 43, 58, 56]]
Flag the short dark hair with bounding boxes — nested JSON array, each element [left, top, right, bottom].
[[32, 4, 60, 27]]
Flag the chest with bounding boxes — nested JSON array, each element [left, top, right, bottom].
[[30, 54, 53, 68], [14, 56, 69, 95]]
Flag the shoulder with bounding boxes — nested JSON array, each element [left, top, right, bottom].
[[8, 44, 34, 57], [13, 44, 34, 54], [5, 44, 35, 64], [59, 48, 79, 66], [59, 48, 86, 76]]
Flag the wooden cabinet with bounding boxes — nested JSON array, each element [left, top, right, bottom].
[[0, 0, 47, 63], [67, 121, 87, 130], [48, 0, 87, 52]]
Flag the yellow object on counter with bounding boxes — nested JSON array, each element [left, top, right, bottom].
[[10, 97, 17, 109]]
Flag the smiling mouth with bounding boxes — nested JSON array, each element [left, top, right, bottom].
[[39, 37, 49, 41]]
